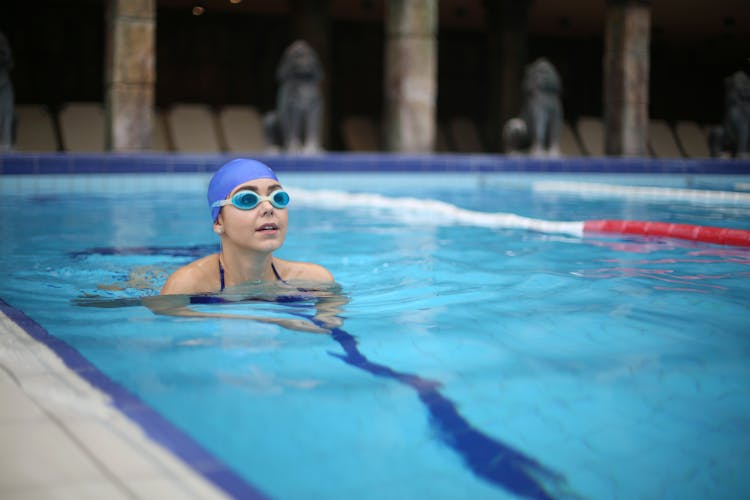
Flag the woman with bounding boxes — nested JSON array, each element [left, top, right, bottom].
[[161, 158, 334, 295], [148, 158, 341, 332]]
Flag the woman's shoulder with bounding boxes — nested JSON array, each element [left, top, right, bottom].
[[161, 254, 220, 294], [275, 258, 334, 282]]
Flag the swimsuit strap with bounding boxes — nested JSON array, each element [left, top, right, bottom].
[[271, 260, 286, 283], [218, 256, 226, 291]]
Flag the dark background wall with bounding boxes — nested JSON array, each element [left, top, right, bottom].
[[3, 0, 748, 151]]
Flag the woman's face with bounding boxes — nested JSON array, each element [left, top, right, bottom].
[[215, 178, 288, 253]]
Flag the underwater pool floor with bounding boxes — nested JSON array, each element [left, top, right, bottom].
[[0, 311, 228, 500]]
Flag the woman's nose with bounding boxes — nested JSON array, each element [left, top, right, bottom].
[[258, 202, 274, 216]]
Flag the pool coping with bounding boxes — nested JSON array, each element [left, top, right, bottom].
[[1, 151, 750, 175]]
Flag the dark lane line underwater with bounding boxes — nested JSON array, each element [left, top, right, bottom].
[[318, 319, 572, 500]]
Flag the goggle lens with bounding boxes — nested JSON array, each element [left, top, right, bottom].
[[271, 190, 290, 208]]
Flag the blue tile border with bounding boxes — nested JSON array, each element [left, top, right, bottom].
[[2, 152, 750, 175], [0, 296, 269, 500]]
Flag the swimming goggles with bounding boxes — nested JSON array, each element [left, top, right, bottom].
[[212, 189, 290, 211]]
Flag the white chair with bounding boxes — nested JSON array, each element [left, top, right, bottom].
[[341, 116, 380, 152], [14, 104, 59, 152], [150, 109, 171, 151], [648, 119, 683, 158], [219, 105, 265, 153], [435, 122, 450, 152], [449, 117, 483, 153], [576, 116, 604, 156], [674, 120, 710, 158], [166, 103, 221, 153], [559, 121, 583, 156], [59, 102, 105, 152]]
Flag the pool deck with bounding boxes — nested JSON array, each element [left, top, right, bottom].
[[0, 310, 229, 500]]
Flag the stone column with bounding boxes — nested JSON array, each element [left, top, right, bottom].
[[485, 0, 532, 153], [384, 0, 437, 153], [290, 0, 331, 149], [603, 0, 650, 156], [105, 0, 155, 151]]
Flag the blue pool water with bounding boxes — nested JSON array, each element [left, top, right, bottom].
[[2, 171, 750, 499]]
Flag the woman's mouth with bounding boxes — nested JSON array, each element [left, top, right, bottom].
[[256, 223, 279, 233]]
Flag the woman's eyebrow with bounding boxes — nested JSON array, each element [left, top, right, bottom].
[[233, 183, 282, 195]]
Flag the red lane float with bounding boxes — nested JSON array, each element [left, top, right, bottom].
[[583, 220, 750, 247]]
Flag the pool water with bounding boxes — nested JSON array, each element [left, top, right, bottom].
[[1, 172, 750, 499]]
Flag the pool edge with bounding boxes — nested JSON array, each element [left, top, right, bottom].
[[0, 297, 268, 500], [2, 151, 750, 175]]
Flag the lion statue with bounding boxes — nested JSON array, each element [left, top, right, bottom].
[[263, 40, 323, 154], [0, 31, 14, 152], [502, 58, 563, 157], [709, 70, 750, 159]]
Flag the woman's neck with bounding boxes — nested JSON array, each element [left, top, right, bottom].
[[218, 247, 276, 287]]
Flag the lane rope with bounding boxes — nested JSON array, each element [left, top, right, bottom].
[[289, 188, 750, 247], [583, 219, 750, 247], [532, 181, 750, 205]]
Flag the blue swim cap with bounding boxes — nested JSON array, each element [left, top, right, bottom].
[[208, 158, 279, 222]]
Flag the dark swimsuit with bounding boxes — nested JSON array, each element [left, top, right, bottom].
[[189, 258, 310, 305]]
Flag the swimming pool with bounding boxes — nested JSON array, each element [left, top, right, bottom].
[[2, 157, 750, 499]]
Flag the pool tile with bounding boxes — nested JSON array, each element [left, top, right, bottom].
[[0, 155, 39, 174], [0, 315, 61, 377], [66, 156, 106, 174], [127, 476, 229, 500], [3, 152, 750, 176], [0, 421, 106, 491], [0, 481, 131, 500], [106, 154, 167, 173], [1, 310, 233, 499], [63, 419, 171, 479], [62, 418, 228, 500], [0, 371, 45, 422], [19, 372, 112, 420]]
